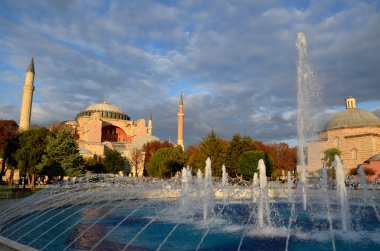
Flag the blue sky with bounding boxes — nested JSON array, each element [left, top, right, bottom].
[[1, 0, 380, 146]]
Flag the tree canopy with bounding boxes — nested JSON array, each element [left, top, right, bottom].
[[187, 130, 227, 177], [145, 146, 185, 178], [323, 148, 342, 168], [239, 150, 263, 179], [15, 127, 51, 190], [40, 126, 84, 177], [104, 149, 127, 174], [225, 134, 257, 177], [0, 120, 19, 182]]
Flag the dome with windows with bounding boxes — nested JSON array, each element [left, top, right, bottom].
[[76, 99, 130, 121], [324, 97, 380, 131]]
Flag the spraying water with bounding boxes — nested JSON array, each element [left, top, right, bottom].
[[296, 32, 321, 210], [334, 155, 350, 232], [222, 165, 228, 202], [252, 172, 258, 202], [180, 166, 192, 214], [287, 171, 292, 202], [257, 159, 271, 228], [203, 157, 214, 220]]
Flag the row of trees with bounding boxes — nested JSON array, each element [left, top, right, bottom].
[[1, 120, 298, 185], [141, 130, 297, 180], [0, 121, 128, 189], [185, 131, 297, 180]]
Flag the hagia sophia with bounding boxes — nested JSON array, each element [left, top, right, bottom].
[[4, 57, 380, 179], [16, 57, 185, 177]]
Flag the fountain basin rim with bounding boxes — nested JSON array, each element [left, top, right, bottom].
[[0, 235, 38, 251]]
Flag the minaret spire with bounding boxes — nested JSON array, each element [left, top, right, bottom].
[[19, 57, 35, 131], [147, 111, 153, 136], [177, 92, 184, 150], [26, 57, 35, 73]]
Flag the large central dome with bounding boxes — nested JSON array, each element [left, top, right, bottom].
[[324, 108, 380, 131], [84, 102, 124, 113], [76, 100, 130, 120]]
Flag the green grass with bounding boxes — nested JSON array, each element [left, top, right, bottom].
[[0, 187, 45, 191]]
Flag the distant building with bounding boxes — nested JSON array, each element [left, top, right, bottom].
[[362, 154, 380, 181], [307, 97, 380, 174]]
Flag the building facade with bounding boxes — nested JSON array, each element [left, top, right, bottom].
[[307, 97, 380, 174], [65, 98, 159, 176]]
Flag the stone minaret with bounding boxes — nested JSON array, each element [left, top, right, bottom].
[[177, 92, 184, 150], [147, 111, 153, 135], [19, 57, 35, 131]]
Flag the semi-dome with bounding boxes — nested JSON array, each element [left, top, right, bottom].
[[76, 100, 130, 121], [129, 135, 160, 150], [324, 108, 380, 131]]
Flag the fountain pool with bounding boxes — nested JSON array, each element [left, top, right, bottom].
[[0, 159, 379, 251]]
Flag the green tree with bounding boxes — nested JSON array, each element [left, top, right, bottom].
[[238, 150, 275, 180], [84, 155, 106, 174], [323, 148, 342, 168], [145, 146, 185, 178], [322, 148, 341, 179], [239, 150, 263, 179], [40, 126, 84, 177], [15, 127, 50, 190], [226, 134, 257, 178], [3, 135, 20, 186], [104, 149, 127, 174], [190, 130, 227, 177]]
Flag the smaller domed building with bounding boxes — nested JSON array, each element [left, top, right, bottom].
[[307, 97, 380, 173]]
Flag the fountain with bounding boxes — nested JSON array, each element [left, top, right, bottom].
[[1, 33, 379, 250], [0, 156, 378, 250], [296, 32, 321, 211]]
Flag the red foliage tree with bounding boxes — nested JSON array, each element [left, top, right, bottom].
[[0, 120, 19, 182], [142, 140, 173, 164], [255, 141, 297, 171]]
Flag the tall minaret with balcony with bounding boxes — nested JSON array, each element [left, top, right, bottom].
[[147, 111, 153, 136], [19, 57, 35, 131], [177, 92, 184, 150]]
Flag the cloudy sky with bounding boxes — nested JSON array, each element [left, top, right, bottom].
[[1, 0, 380, 147]]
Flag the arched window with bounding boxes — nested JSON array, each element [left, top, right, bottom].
[[352, 149, 357, 160], [334, 137, 339, 148]]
